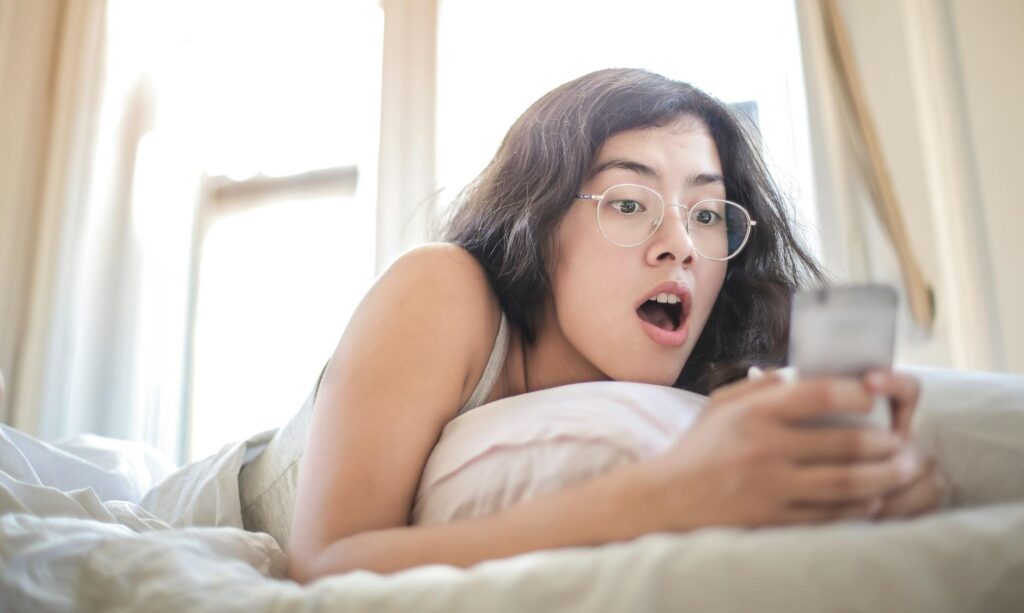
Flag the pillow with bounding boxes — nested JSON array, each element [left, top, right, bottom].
[[903, 365, 1024, 508], [412, 367, 1024, 527], [411, 381, 707, 526], [238, 364, 1024, 547]]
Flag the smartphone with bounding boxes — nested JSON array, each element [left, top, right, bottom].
[[788, 284, 898, 429]]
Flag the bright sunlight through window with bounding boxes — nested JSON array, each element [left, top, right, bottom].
[[109, 0, 384, 461], [187, 2, 382, 461]]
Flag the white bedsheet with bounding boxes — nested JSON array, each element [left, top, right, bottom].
[[2, 366, 1024, 612]]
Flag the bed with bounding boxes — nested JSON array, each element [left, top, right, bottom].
[[2, 365, 1023, 612]]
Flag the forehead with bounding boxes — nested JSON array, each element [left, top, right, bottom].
[[595, 116, 715, 159], [587, 116, 724, 186]]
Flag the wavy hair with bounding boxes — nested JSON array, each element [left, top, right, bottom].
[[438, 68, 826, 394]]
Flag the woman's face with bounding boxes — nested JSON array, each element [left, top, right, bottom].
[[549, 116, 729, 386]]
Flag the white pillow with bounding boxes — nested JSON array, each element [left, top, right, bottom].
[[903, 365, 1024, 508], [411, 381, 707, 526]]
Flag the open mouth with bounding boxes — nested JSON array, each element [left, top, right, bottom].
[[636, 299, 684, 332]]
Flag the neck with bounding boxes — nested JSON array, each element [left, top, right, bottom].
[[510, 300, 609, 396]]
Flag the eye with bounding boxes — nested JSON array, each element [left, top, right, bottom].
[[692, 208, 723, 226], [609, 199, 645, 216]]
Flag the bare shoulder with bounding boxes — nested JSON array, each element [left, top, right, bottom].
[[288, 242, 502, 580], [385, 242, 495, 303], [333, 241, 501, 403], [378, 242, 501, 378]]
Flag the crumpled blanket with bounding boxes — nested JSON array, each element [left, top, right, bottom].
[[1, 365, 1023, 612]]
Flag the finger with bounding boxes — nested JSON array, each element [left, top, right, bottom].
[[877, 457, 945, 519], [874, 447, 930, 499], [778, 499, 882, 525], [864, 369, 920, 401], [780, 427, 902, 464], [878, 473, 943, 520], [711, 369, 787, 404], [753, 377, 874, 423], [864, 370, 921, 438], [789, 448, 920, 504]]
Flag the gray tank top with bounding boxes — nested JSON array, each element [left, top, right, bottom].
[[456, 310, 510, 416]]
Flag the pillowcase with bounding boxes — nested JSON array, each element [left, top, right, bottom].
[[411, 381, 707, 526], [238, 363, 1023, 547], [903, 365, 1024, 508], [411, 367, 1024, 528]]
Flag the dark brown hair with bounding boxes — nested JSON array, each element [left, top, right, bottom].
[[438, 68, 827, 394]]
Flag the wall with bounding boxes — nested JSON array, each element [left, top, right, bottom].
[[947, 0, 1023, 372]]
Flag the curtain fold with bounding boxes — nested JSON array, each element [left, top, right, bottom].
[[820, 0, 936, 332], [0, 1, 62, 425], [0, 0, 108, 432], [796, 0, 935, 333]]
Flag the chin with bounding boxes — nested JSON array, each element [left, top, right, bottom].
[[608, 364, 685, 387], [643, 373, 683, 387]]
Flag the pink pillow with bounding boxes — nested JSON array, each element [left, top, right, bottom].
[[411, 381, 707, 525]]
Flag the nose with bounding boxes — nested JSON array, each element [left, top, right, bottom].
[[645, 204, 696, 265]]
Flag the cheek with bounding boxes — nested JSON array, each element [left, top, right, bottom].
[[552, 215, 614, 295], [695, 265, 728, 317], [551, 240, 627, 330], [555, 250, 619, 315]]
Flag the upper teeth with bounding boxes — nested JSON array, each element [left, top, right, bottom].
[[648, 292, 680, 304]]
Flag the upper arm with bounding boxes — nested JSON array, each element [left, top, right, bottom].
[[287, 243, 500, 576]]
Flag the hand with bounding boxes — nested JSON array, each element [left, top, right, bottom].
[[637, 373, 920, 532], [873, 443, 947, 519], [863, 369, 947, 518]]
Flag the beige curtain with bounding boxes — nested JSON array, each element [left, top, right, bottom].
[[0, 0, 196, 462], [796, 0, 935, 332], [820, 0, 935, 331], [0, 0, 108, 432]]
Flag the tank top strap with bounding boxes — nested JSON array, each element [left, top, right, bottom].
[[456, 310, 510, 416]]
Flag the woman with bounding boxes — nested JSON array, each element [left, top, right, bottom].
[[286, 68, 942, 582]]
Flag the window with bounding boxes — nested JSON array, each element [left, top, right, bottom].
[[109, 0, 385, 461], [436, 0, 819, 257], [106, 0, 816, 462], [185, 2, 383, 461]]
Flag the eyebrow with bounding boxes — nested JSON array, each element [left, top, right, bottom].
[[588, 158, 725, 187]]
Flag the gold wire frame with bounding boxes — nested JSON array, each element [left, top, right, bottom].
[[576, 183, 757, 260]]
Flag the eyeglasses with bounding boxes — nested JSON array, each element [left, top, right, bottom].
[[575, 183, 756, 261]]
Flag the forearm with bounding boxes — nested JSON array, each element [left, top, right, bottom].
[[292, 460, 658, 581]]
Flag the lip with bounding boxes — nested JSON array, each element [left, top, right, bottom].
[[635, 280, 693, 348], [638, 315, 690, 347], [636, 280, 693, 314]]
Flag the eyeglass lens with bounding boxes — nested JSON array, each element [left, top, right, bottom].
[[596, 185, 750, 258]]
